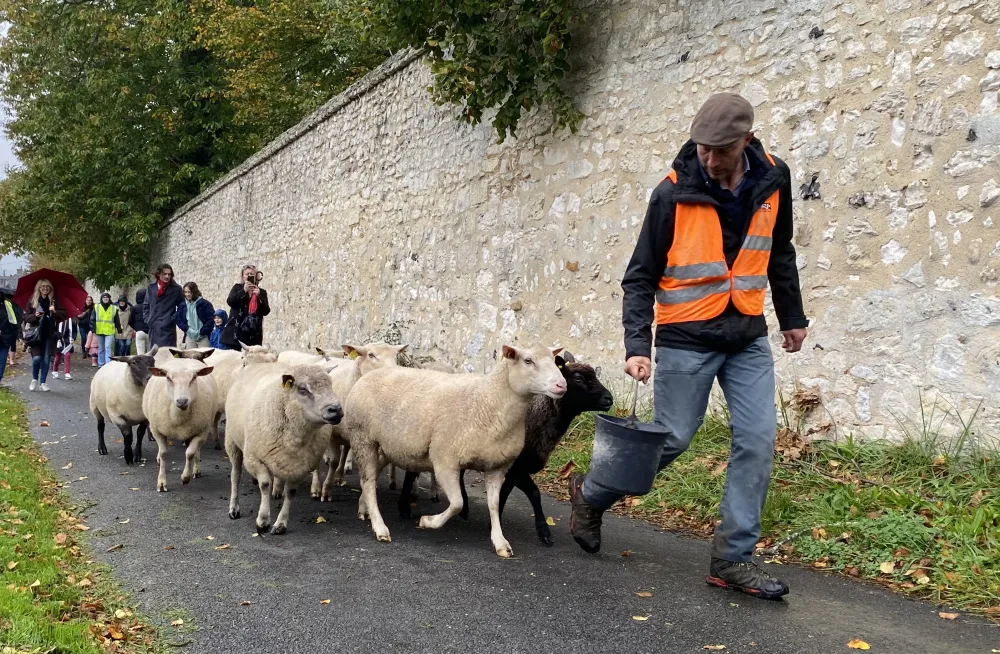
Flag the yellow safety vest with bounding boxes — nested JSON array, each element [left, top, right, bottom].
[[95, 304, 116, 336]]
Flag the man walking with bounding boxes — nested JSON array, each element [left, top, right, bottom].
[[142, 264, 184, 348], [569, 94, 808, 600]]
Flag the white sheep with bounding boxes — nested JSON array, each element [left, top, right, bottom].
[[224, 362, 343, 534], [309, 342, 407, 501], [89, 345, 160, 464], [205, 345, 278, 449], [142, 358, 218, 492], [343, 344, 567, 557], [276, 347, 344, 366]]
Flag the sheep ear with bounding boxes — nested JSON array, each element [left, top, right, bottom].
[[549, 346, 564, 357], [395, 344, 409, 354], [201, 348, 215, 359], [325, 364, 339, 374], [343, 345, 360, 360], [148, 367, 166, 377], [238, 341, 251, 352], [555, 356, 566, 369], [111, 356, 128, 363], [196, 366, 214, 377], [502, 345, 518, 360], [169, 348, 183, 358], [561, 351, 575, 363], [315, 347, 326, 356], [281, 374, 295, 389], [147, 345, 159, 357]]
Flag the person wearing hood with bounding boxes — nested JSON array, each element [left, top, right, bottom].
[[91, 292, 117, 367], [114, 295, 135, 357], [175, 282, 214, 349], [209, 309, 229, 350], [130, 288, 150, 355], [77, 295, 94, 360], [142, 264, 184, 348]]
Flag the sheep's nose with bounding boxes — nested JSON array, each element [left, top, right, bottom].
[[552, 380, 568, 395], [175, 398, 189, 410], [323, 404, 343, 425]]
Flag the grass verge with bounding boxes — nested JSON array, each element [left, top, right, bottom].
[[0, 388, 159, 653], [539, 393, 1000, 617]]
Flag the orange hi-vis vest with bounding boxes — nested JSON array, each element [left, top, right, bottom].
[[655, 155, 779, 325]]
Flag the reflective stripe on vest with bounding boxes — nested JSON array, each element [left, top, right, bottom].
[[654, 154, 779, 324], [95, 305, 116, 336]]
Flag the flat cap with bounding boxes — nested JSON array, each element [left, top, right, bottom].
[[690, 93, 754, 147]]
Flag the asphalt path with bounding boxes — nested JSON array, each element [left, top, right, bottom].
[[9, 360, 998, 653]]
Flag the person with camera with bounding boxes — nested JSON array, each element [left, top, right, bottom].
[[222, 264, 269, 347]]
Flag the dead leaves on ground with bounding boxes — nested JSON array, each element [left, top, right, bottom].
[[938, 612, 959, 620], [775, 427, 808, 460], [847, 638, 870, 650], [557, 460, 577, 480]]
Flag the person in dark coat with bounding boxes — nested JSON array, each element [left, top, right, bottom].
[[77, 295, 94, 360], [142, 264, 184, 348], [23, 278, 67, 391], [222, 264, 270, 347], [131, 288, 150, 354], [0, 288, 23, 384]]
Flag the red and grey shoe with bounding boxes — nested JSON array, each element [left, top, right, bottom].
[[706, 558, 790, 600]]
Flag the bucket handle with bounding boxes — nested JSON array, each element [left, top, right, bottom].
[[625, 377, 639, 428]]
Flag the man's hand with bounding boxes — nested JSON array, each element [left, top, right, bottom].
[[625, 356, 652, 384], [781, 328, 807, 353]]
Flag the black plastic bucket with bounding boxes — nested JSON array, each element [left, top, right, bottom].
[[587, 413, 670, 497]]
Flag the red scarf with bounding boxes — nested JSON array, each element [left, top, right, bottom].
[[248, 290, 258, 315], [157, 279, 167, 297]]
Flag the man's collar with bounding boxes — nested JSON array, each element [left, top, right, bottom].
[[699, 150, 751, 193]]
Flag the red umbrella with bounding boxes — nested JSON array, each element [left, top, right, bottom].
[[14, 268, 89, 317]]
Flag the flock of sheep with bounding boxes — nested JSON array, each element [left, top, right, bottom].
[[88, 339, 615, 557]]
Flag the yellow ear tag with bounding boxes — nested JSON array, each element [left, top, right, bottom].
[[172, 352, 181, 358], [282, 378, 294, 390], [349, 350, 359, 360]]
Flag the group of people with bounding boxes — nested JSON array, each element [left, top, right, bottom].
[[0, 263, 270, 391]]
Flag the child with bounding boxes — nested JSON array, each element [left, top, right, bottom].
[[51, 316, 76, 380], [84, 330, 99, 367], [209, 309, 229, 350]]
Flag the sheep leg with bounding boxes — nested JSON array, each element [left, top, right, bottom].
[[271, 483, 295, 535], [320, 442, 342, 501], [485, 468, 514, 558], [310, 470, 322, 500], [388, 464, 397, 490], [152, 429, 169, 492], [117, 423, 135, 465], [429, 472, 440, 503], [458, 470, 470, 521], [508, 473, 551, 546], [272, 477, 284, 500], [228, 446, 244, 519], [358, 456, 388, 519], [255, 468, 275, 533], [398, 471, 418, 520], [213, 411, 224, 450], [181, 434, 208, 484], [417, 467, 463, 531], [96, 414, 108, 456], [332, 442, 350, 487], [356, 447, 390, 542], [135, 423, 147, 462]]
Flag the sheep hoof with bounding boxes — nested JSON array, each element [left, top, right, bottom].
[[124, 454, 134, 465], [311, 493, 321, 501], [157, 484, 168, 493], [321, 493, 333, 502], [229, 508, 241, 519], [539, 534, 554, 547], [494, 541, 514, 558], [417, 516, 434, 529], [194, 471, 202, 479], [459, 508, 469, 521], [181, 476, 191, 485], [214, 443, 221, 450], [98, 445, 108, 456], [256, 522, 271, 535], [375, 532, 391, 543], [270, 524, 287, 535]]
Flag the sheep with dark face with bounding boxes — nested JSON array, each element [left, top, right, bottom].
[[399, 352, 614, 546], [89, 345, 161, 464]]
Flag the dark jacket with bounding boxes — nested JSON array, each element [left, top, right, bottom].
[[142, 280, 184, 347], [77, 306, 94, 336], [222, 283, 270, 347], [622, 139, 807, 358], [175, 297, 215, 341], [23, 299, 67, 357], [130, 288, 149, 332], [0, 297, 22, 349]]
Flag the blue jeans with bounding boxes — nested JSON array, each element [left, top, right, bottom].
[[584, 336, 777, 562], [115, 338, 132, 357], [0, 344, 8, 381], [97, 334, 115, 366], [32, 342, 52, 383]]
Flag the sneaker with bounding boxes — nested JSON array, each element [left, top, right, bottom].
[[91, 361, 97, 367], [29, 379, 37, 392], [706, 558, 789, 600], [568, 474, 604, 554], [40, 383, 50, 392], [51, 372, 59, 379], [64, 373, 73, 381]]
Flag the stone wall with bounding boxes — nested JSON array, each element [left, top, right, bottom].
[[151, 0, 1000, 444]]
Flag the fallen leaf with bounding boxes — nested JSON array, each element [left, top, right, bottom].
[[40, 421, 49, 427], [163, 545, 175, 551], [985, 607, 1000, 616], [78, 578, 92, 587], [938, 612, 959, 620], [631, 616, 648, 621], [626, 497, 642, 508], [621, 550, 632, 557], [129, 488, 140, 491], [319, 599, 331, 605], [0, 480, 10, 490], [239, 601, 252, 606], [109, 627, 124, 641], [812, 561, 827, 569], [6, 561, 16, 570], [29, 579, 40, 588], [170, 619, 184, 627], [105, 544, 123, 553], [73, 524, 89, 532], [703, 646, 726, 651], [205, 536, 215, 541], [970, 490, 985, 507], [557, 460, 577, 479], [636, 591, 653, 598], [214, 544, 230, 551], [119, 519, 130, 524], [916, 575, 930, 585], [315, 516, 327, 524], [545, 517, 556, 526], [77, 476, 88, 481], [932, 454, 947, 466], [54, 533, 67, 545], [847, 639, 870, 650], [711, 461, 728, 477], [827, 460, 840, 469], [879, 561, 895, 574], [61, 462, 72, 470]]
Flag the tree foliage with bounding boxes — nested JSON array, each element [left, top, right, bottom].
[[0, 0, 582, 287]]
